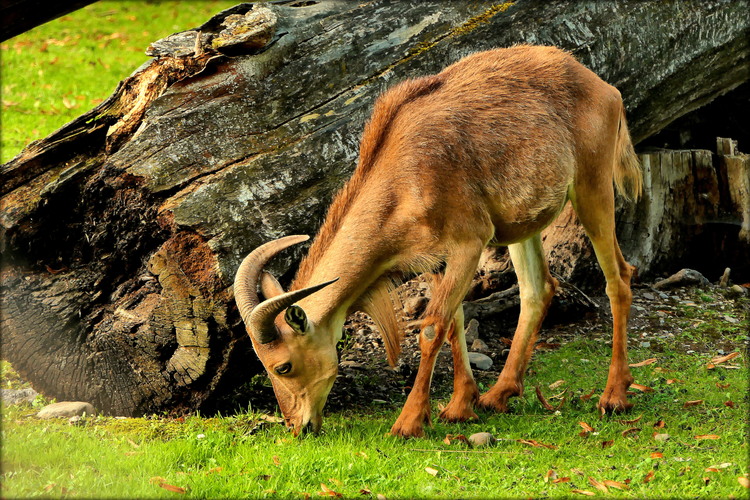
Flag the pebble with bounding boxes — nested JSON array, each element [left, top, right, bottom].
[[468, 432, 496, 447], [729, 285, 747, 297], [340, 360, 365, 370], [470, 338, 489, 352], [640, 341, 651, 348], [468, 352, 493, 370], [1, 388, 38, 406], [654, 433, 670, 442], [37, 401, 95, 419], [642, 292, 656, 301]]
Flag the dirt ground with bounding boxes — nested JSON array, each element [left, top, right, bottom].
[[318, 271, 749, 412]]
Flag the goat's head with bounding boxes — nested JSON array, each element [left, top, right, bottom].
[[234, 235, 339, 435]]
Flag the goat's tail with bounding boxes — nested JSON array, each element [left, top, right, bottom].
[[613, 107, 643, 201]]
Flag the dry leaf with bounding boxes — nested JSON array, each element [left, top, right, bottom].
[[666, 379, 678, 384], [273, 455, 281, 466], [622, 427, 640, 437], [653, 420, 666, 429], [579, 421, 595, 433], [359, 489, 371, 495], [443, 434, 470, 446], [651, 452, 664, 459], [601, 440, 614, 449], [706, 363, 716, 370], [517, 439, 557, 450], [553, 477, 571, 483], [683, 400, 703, 408], [580, 388, 596, 401], [571, 489, 595, 496], [710, 352, 739, 364], [724, 401, 735, 408], [694, 434, 720, 440], [544, 470, 557, 483], [500, 337, 513, 346], [629, 358, 657, 367], [549, 379, 565, 390], [62, 96, 78, 109], [617, 415, 642, 425], [257, 474, 272, 481], [603, 479, 629, 490], [535, 342, 561, 350], [630, 383, 654, 392], [738, 477, 750, 488], [571, 468, 585, 476], [535, 386, 564, 411], [425, 467, 439, 477], [588, 477, 609, 493], [319, 483, 342, 497], [705, 468, 720, 472], [159, 483, 186, 494], [716, 382, 730, 389], [643, 470, 655, 483]]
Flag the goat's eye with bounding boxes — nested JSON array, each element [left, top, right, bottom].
[[275, 363, 292, 375]]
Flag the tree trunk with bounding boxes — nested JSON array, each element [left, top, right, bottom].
[[1, 0, 748, 416]]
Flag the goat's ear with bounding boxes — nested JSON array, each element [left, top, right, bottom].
[[284, 305, 309, 334], [260, 271, 285, 299]]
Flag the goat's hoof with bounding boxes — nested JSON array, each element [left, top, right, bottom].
[[438, 405, 479, 423], [598, 392, 634, 415], [477, 394, 511, 413], [390, 419, 425, 439]]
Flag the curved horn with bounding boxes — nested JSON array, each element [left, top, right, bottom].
[[248, 277, 339, 341], [234, 235, 310, 343]]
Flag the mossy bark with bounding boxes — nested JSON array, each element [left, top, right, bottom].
[[1, 0, 748, 416]]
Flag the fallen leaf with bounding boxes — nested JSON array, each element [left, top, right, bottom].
[[553, 477, 571, 483], [571, 468, 585, 476], [377, 495, 387, 500], [617, 415, 642, 425], [535, 342, 561, 350], [359, 489, 371, 495], [319, 483, 342, 497], [544, 470, 557, 483], [549, 379, 565, 390], [706, 363, 716, 370], [630, 383, 654, 392], [580, 389, 596, 401], [588, 477, 609, 493], [62, 96, 78, 109], [499, 337, 513, 346], [622, 427, 640, 437], [443, 434, 470, 446], [710, 352, 739, 365], [651, 452, 664, 459], [601, 440, 614, 449], [716, 382, 730, 389], [517, 439, 557, 450], [683, 400, 703, 408], [535, 386, 564, 411], [666, 379, 678, 384], [571, 489, 595, 496], [653, 420, 666, 429], [705, 468, 720, 472], [159, 483, 186, 494], [603, 479, 629, 490], [695, 434, 720, 440], [425, 467, 439, 477], [738, 477, 750, 488], [629, 358, 657, 367], [724, 401, 735, 408], [207, 467, 223, 474], [643, 470, 655, 483], [355, 452, 368, 459], [579, 421, 595, 433]]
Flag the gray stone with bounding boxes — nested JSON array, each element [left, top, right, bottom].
[[642, 292, 656, 301], [468, 352, 493, 371], [729, 285, 748, 297], [471, 338, 489, 352], [339, 360, 365, 370], [1, 388, 38, 406], [37, 401, 95, 419], [468, 432, 496, 447]]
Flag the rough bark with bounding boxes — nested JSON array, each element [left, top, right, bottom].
[[1, 0, 748, 416]]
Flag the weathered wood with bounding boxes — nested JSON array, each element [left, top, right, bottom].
[[1, 0, 749, 416]]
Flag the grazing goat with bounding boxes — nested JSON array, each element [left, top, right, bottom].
[[234, 45, 643, 438]]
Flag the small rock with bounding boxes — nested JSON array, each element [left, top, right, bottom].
[[640, 341, 651, 348], [719, 268, 731, 287], [653, 268, 710, 290], [729, 284, 748, 297], [654, 433, 670, 442], [658, 292, 669, 300], [464, 319, 479, 344], [724, 315, 739, 324], [468, 352, 493, 371], [1, 388, 38, 406], [471, 338, 489, 352], [403, 296, 428, 317], [37, 401, 95, 419], [468, 432, 496, 447], [642, 292, 656, 301]]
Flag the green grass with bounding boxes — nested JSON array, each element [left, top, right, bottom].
[[3, 336, 748, 499], [0, 0, 238, 163]]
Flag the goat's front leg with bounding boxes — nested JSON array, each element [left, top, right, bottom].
[[390, 240, 484, 438]]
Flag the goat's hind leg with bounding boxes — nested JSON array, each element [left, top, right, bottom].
[[438, 304, 480, 423], [478, 234, 557, 412]]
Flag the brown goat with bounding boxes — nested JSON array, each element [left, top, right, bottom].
[[234, 45, 643, 438]]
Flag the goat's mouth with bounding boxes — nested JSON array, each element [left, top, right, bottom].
[[287, 413, 323, 436]]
